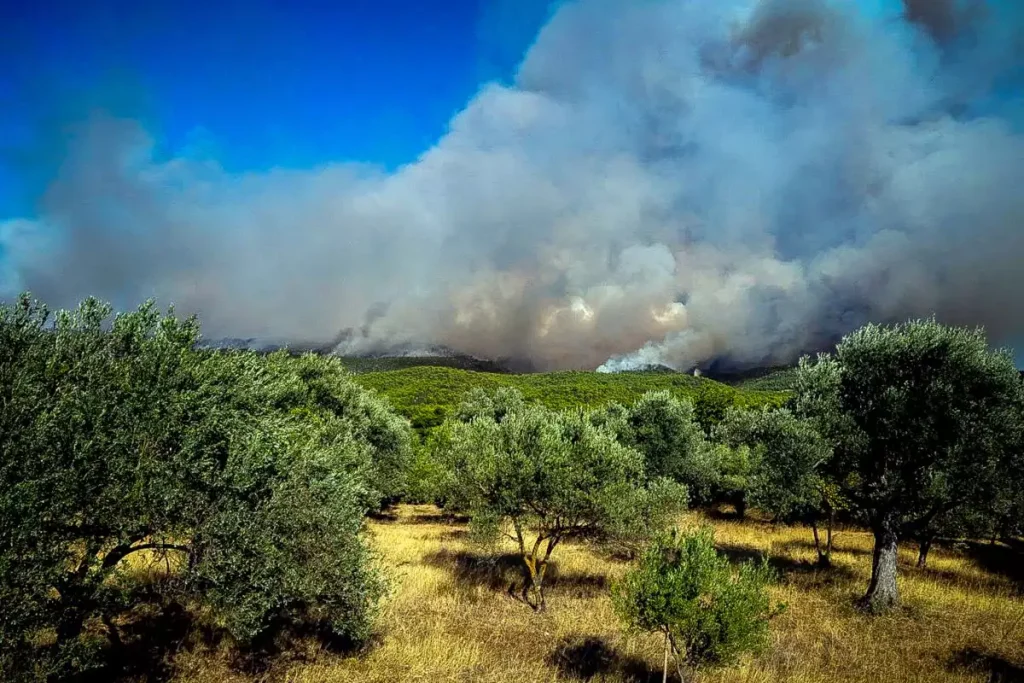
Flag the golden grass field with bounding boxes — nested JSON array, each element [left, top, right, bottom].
[[147, 504, 1024, 683]]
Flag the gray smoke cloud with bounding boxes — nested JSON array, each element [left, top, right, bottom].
[[2, 0, 1023, 371]]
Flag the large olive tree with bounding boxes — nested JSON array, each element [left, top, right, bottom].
[[0, 295, 403, 680], [433, 394, 687, 611], [792, 319, 1024, 612], [600, 391, 724, 506]]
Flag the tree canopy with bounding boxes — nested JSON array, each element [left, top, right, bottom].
[[792, 319, 1024, 612], [0, 295, 410, 680], [431, 390, 688, 610]]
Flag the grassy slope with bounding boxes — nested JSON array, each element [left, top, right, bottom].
[[348, 366, 789, 430], [176, 504, 1024, 683]]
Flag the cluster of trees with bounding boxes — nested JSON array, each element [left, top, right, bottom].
[[419, 318, 1024, 620], [0, 296, 413, 680], [3, 291, 1022, 682], [351, 364, 786, 432]]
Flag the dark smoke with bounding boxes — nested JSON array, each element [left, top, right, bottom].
[[2, 0, 1023, 372]]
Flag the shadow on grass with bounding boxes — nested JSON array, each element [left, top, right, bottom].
[[948, 647, 1024, 683], [370, 510, 471, 525], [775, 537, 872, 558], [65, 601, 216, 683], [961, 539, 1024, 593], [913, 563, 1019, 596], [64, 598, 368, 683], [438, 528, 469, 541], [423, 549, 609, 599], [547, 635, 660, 682], [716, 543, 858, 583], [699, 504, 747, 521]]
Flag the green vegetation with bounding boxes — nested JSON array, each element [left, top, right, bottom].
[[612, 526, 780, 682], [730, 366, 801, 392], [0, 296, 406, 681], [337, 354, 509, 375], [791, 319, 1024, 612], [715, 406, 839, 565], [427, 391, 688, 611], [351, 365, 787, 432], [4, 293, 1024, 682]]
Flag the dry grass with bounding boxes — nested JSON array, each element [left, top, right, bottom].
[[166, 505, 1023, 683]]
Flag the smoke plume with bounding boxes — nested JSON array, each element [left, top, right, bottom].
[[2, 0, 1023, 371]]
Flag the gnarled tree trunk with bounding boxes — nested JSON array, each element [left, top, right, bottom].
[[811, 509, 835, 568], [862, 518, 900, 613], [518, 530, 559, 611]]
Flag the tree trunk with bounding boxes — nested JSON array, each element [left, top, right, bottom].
[[734, 496, 747, 520], [916, 538, 932, 569], [826, 511, 834, 561], [521, 535, 557, 611], [668, 632, 687, 682], [862, 519, 900, 613], [812, 516, 833, 568], [662, 630, 669, 683], [56, 608, 87, 645], [535, 561, 548, 612]]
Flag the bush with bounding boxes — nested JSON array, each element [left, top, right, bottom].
[[0, 296, 396, 680], [613, 527, 780, 682]]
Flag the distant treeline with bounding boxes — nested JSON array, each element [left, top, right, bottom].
[[350, 365, 788, 433]]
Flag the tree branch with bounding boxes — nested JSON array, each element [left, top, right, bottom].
[[102, 542, 190, 571]]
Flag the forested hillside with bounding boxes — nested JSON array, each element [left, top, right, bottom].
[[349, 365, 788, 431]]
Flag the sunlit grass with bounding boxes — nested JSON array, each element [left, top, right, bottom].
[[167, 504, 1023, 682]]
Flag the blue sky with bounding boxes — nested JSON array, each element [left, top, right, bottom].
[[0, 0, 555, 215]]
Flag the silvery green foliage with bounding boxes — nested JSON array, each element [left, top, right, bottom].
[[612, 390, 729, 505], [622, 391, 708, 482], [0, 295, 396, 680], [454, 386, 526, 424], [715, 407, 832, 522], [433, 394, 687, 610], [613, 527, 780, 678], [792, 319, 1024, 610]]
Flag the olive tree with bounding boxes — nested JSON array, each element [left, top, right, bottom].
[[254, 351, 415, 507], [792, 319, 1024, 612], [434, 398, 687, 610], [0, 295, 395, 680], [613, 527, 780, 682], [715, 407, 838, 565], [607, 391, 725, 506]]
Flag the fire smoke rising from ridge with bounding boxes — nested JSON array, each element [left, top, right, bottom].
[[1, 0, 1023, 372]]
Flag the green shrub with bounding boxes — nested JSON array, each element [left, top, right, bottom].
[[613, 527, 781, 682]]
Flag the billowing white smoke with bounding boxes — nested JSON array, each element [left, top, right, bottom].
[[2, 0, 1023, 371]]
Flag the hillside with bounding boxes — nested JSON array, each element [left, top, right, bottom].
[[728, 366, 801, 392], [338, 354, 512, 374], [349, 366, 789, 431]]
